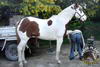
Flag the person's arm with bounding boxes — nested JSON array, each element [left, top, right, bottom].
[[66, 30, 73, 45], [80, 32, 85, 48]]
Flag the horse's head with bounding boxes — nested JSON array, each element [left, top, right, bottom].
[[71, 3, 87, 22]]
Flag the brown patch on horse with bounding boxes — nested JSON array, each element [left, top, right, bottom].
[[19, 18, 40, 37], [48, 20, 52, 26]]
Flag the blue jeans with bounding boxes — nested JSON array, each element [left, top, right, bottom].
[[69, 33, 83, 60]]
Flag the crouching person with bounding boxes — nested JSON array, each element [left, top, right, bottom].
[[67, 30, 85, 60]]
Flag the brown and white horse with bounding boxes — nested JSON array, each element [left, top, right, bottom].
[[16, 3, 87, 67]]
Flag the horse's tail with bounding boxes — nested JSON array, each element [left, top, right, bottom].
[[16, 20, 20, 26], [16, 30, 20, 44], [16, 21, 21, 44]]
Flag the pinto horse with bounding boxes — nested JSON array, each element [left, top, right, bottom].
[[16, 3, 87, 67]]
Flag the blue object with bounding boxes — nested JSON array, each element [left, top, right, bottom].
[[69, 33, 83, 60]]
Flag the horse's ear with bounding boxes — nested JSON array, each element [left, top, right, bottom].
[[74, 3, 79, 9]]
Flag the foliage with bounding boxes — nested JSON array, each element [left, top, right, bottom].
[[82, 21, 100, 40], [0, 1, 8, 6], [0, 0, 99, 19], [55, 0, 100, 21], [68, 21, 100, 40], [68, 21, 82, 30], [19, 0, 62, 18], [0, 0, 61, 19], [84, 0, 100, 21], [0, 0, 21, 16], [55, 0, 69, 9]]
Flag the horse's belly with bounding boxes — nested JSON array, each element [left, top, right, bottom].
[[38, 34, 57, 40], [38, 29, 57, 40]]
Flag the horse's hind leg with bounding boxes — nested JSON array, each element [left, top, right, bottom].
[[17, 40, 28, 67], [22, 43, 28, 64], [17, 41, 24, 67]]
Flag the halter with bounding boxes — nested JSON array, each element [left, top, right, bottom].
[[74, 9, 85, 20]]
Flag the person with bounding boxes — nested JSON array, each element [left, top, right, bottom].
[[67, 30, 85, 60]]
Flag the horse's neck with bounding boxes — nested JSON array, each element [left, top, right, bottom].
[[57, 5, 75, 25]]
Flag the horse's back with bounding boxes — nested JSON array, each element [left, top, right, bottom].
[[17, 16, 56, 39]]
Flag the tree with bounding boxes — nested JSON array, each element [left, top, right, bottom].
[[83, 0, 99, 21], [19, 0, 62, 18]]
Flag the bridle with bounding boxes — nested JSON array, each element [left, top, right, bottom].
[[74, 9, 85, 20]]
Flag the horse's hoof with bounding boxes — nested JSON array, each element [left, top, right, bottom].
[[19, 62, 23, 67], [23, 60, 27, 64]]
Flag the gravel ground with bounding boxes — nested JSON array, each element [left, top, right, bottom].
[[0, 41, 100, 67]]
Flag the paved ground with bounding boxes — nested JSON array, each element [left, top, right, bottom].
[[0, 41, 100, 67]]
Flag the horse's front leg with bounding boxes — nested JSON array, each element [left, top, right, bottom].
[[56, 37, 63, 64]]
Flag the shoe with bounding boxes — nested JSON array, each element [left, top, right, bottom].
[[69, 57, 74, 60]]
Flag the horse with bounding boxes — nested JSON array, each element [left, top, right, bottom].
[[16, 3, 87, 67]]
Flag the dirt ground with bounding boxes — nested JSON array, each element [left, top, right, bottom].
[[0, 41, 100, 67]]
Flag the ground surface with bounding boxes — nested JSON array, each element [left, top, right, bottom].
[[0, 41, 100, 67]]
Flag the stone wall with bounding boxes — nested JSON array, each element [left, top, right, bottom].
[[9, 15, 24, 26]]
